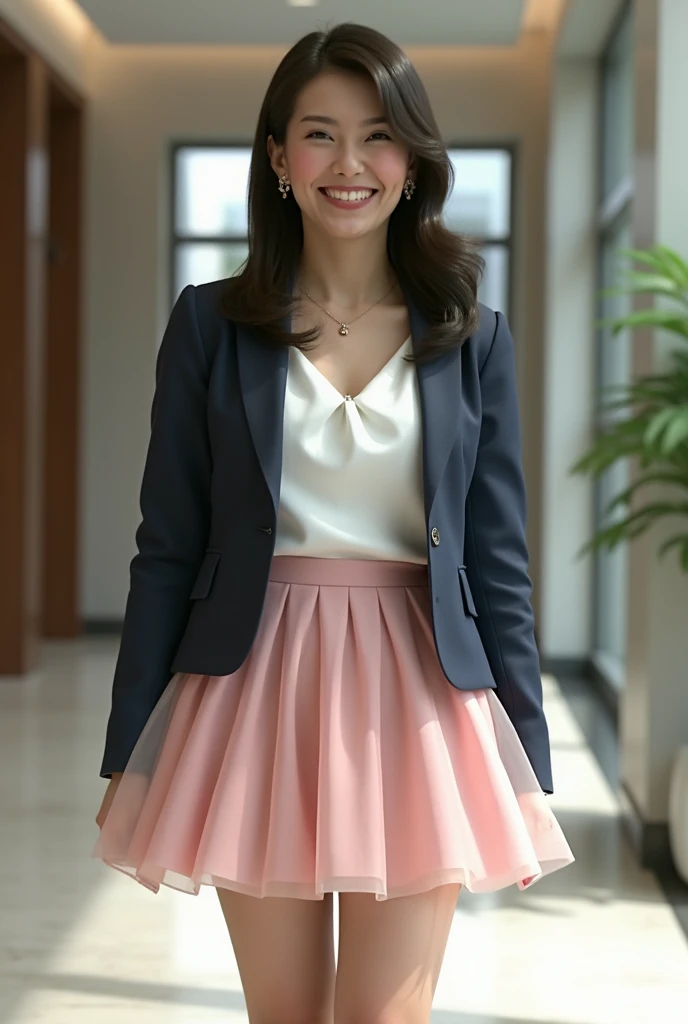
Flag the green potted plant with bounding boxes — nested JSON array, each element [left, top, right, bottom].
[[569, 242, 688, 882]]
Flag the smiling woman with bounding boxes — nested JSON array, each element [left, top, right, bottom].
[[93, 20, 574, 1024], [220, 21, 485, 365]]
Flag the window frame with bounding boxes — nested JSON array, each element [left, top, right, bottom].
[[590, 0, 634, 694]]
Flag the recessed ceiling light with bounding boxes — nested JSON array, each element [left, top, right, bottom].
[[287, 0, 320, 7]]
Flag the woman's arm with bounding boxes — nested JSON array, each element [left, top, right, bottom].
[[99, 284, 212, 778], [463, 310, 554, 794]]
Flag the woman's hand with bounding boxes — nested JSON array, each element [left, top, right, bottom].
[[95, 772, 124, 830], [518, 789, 555, 832], [518, 791, 554, 888]]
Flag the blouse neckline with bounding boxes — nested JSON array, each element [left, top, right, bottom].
[[291, 334, 412, 403]]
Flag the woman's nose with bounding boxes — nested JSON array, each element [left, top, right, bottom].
[[330, 145, 366, 176]]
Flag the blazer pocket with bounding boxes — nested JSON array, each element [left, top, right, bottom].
[[457, 565, 478, 618], [189, 550, 221, 600]]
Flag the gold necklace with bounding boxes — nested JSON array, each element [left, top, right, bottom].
[[298, 278, 397, 335]]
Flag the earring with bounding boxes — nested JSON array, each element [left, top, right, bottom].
[[403, 177, 416, 200], [278, 174, 291, 198]]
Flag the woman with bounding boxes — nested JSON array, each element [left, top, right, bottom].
[[94, 22, 574, 1023]]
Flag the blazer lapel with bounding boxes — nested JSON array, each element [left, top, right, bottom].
[[236, 320, 289, 517], [235, 285, 463, 523], [404, 288, 463, 521]]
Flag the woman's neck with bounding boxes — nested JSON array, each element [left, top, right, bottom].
[[295, 226, 397, 312]]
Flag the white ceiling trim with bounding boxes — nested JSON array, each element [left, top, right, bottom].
[[70, 0, 529, 48]]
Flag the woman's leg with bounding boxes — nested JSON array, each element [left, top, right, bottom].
[[334, 882, 461, 1024], [216, 887, 336, 1024]]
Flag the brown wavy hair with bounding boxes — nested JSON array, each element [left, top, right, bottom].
[[220, 22, 484, 364]]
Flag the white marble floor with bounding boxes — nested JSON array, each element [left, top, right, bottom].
[[1, 636, 687, 1023]]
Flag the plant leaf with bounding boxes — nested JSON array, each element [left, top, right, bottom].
[[597, 309, 688, 338], [606, 471, 688, 510], [617, 247, 670, 272], [618, 245, 688, 288], [644, 407, 683, 446], [662, 408, 688, 452], [657, 533, 688, 570], [599, 500, 688, 526], [600, 273, 687, 302], [651, 245, 688, 288]]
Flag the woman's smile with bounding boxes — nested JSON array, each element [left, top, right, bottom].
[[318, 186, 379, 210]]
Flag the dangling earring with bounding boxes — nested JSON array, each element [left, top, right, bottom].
[[278, 174, 291, 198], [403, 177, 416, 200]]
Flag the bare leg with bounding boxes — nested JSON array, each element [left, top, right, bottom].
[[334, 882, 461, 1024], [216, 887, 336, 1024]]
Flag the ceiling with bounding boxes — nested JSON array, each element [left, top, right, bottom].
[[71, 0, 529, 47]]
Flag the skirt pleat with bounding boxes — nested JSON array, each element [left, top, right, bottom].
[[92, 555, 574, 899]]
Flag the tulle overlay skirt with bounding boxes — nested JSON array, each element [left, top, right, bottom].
[[92, 555, 574, 899]]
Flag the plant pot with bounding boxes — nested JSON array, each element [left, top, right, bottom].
[[668, 744, 688, 884]]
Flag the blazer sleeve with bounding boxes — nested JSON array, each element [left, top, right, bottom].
[[99, 284, 212, 779], [463, 310, 554, 794]]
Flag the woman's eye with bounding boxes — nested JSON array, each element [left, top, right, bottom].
[[305, 131, 392, 141]]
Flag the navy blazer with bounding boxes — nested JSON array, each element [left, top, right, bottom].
[[99, 279, 553, 794]]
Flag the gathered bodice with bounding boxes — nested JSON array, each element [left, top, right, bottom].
[[273, 335, 428, 563]]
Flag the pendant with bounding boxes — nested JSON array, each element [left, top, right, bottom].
[[339, 324, 349, 335]]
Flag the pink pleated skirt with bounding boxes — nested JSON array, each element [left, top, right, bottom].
[[92, 555, 574, 899]]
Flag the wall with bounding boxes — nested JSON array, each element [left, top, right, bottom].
[[0, 0, 90, 672], [0, 0, 93, 93], [80, 32, 558, 620]]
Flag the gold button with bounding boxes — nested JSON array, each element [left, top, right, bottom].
[[431, 526, 440, 546]]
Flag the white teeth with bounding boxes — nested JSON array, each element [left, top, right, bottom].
[[324, 189, 374, 201]]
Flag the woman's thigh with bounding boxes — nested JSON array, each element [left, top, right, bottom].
[[217, 887, 336, 1024], [334, 883, 461, 1024]]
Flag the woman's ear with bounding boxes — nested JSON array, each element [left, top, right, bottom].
[[266, 135, 285, 178]]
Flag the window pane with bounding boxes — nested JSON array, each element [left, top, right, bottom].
[[477, 245, 509, 313], [444, 150, 511, 238], [601, 7, 634, 198], [175, 148, 251, 237], [175, 242, 248, 297]]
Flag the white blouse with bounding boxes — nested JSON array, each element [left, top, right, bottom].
[[274, 334, 428, 563]]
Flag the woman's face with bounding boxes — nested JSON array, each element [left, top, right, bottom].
[[268, 70, 414, 240]]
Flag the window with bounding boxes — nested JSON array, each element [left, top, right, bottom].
[[592, 2, 634, 692], [445, 148, 512, 314], [171, 144, 513, 315], [172, 146, 252, 296]]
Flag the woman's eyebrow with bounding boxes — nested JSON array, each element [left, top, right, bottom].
[[299, 115, 389, 126]]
